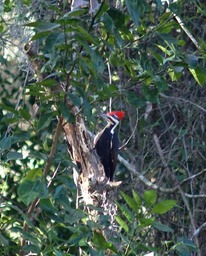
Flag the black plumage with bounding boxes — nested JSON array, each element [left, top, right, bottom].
[[95, 125, 119, 181]]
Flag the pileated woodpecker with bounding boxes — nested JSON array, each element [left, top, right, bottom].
[[94, 111, 125, 181]]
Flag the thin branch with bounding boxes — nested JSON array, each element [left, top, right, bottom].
[[43, 117, 63, 177], [192, 222, 206, 239], [173, 13, 200, 50], [181, 169, 206, 185], [118, 154, 173, 193], [160, 93, 206, 114], [107, 61, 112, 112], [184, 194, 206, 199], [118, 154, 206, 199], [119, 109, 139, 150]]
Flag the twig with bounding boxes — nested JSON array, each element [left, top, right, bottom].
[[160, 93, 206, 114], [119, 110, 139, 150], [192, 222, 206, 239], [107, 61, 112, 112], [118, 154, 173, 192], [173, 13, 200, 50], [118, 154, 206, 199]]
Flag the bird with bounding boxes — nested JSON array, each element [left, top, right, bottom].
[[94, 111, 125, 181]]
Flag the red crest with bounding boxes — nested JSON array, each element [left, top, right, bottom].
[[107, 111, 125, 120]]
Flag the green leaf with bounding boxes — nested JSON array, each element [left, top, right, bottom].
[[53, 249, 64, 256], [39, 198, 57, 213], [45, 33, 65, 51], [143, 190, 157, 207], [36, 78, 58, 88], [115, 215, 129, 233], [64, 209, 87, 225], [186, 54, 198, 69], [92, 231, 117, 252], [151, 200, 176, 214], [25, 21, 60, 32], [168, 67, 183, 81], [117, 203, 134, 223], [6, 151, 23, 161], [68, 233, 84, 246], [0, 203, 34, 227], [0, 24, 4, 33], [22, 169, 43, 182], [18, 169, 47, 206], [139, 217, 155, 227], [152, 222, 174, 232], [125, 0, 140, 26], [19, 108, 31, 121], [173, 237, 196, 254], [31, 31, 51, 41], [126, 91, 145, 107], [83, 100, 92, 122], [76, 25, 98, 45], [68, 92, 82, 106], [62, 8, 88, 19], [0, 136, 11, 153], [21, 0, 32, 5], [107, 8, 126, 29], [0, 233, 9, 246], [189, 65, 206, 87], [156, 44, 172, 56], [0, 103, 18, 114], [18, 180, 41, 206], [58, 102, 75, 123], [38, 112, 54, 131], [91, 51, 105, 74], [132, 190, 142, 208], [120, 191, 139, 212]]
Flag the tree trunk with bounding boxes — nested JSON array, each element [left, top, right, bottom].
[[62, 106, 121, 248]]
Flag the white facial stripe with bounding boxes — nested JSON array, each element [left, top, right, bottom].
[[108, 114, 119, 124], [109, 114, 119, 134]]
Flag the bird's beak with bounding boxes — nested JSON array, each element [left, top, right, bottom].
[[99, 113, 111, 122]]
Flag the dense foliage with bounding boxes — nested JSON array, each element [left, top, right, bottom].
[[0, 0, 206, 255]]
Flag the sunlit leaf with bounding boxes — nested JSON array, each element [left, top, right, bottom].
[[189, 66, 206, 87], [117, 202, 134, 223], [115, 215, 129, 233], [132, 190, 142, 208], [156, 44, 172, 56], [23, 169, 42, 182], [92, 231, 117, 252], [144, 190, 157, 207], [151, 200, 176, 214], [121, 191, 139, 212]]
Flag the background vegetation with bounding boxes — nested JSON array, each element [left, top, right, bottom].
[[0, 0, 206, 255]]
